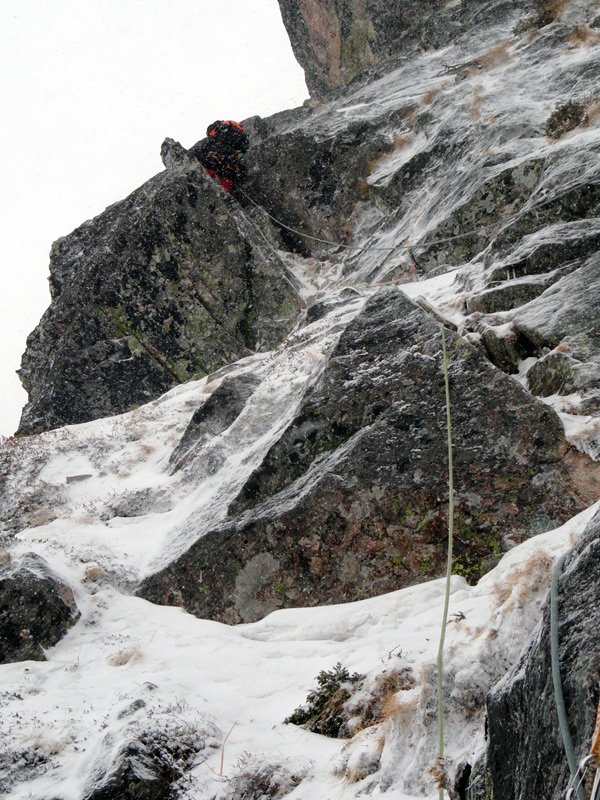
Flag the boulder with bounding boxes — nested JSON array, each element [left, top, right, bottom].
[[138, 288, 600, 623], [169, 372, 263, 472], [0, 563, 79, 663], [526, 352, 579, 397], [17, 161, 302, 434], [242, 119, 393, 256]]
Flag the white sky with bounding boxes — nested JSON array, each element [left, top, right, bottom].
[[0, 0, 307, 436]]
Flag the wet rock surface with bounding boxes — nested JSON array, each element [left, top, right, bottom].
[[0, 563, 79, 664], [17, 162, 302, 435], [169, 373, 262, 472], [466, 508, 600, 800], [138, 289, 600, 623], [276, 0, 525, 98], [470, 255, 600, 411], [242, 118, 393, 255]]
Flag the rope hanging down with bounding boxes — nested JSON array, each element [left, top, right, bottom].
[[237, 175, 598, 261], [236, 185, 577, 258], [436, 325, 454, 800], [551, 553, 587, 800]]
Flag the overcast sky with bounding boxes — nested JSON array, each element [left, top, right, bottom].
[[0, 0, 307, 436]]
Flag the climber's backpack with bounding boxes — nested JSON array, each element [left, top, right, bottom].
[[206, 120, 250, 153]]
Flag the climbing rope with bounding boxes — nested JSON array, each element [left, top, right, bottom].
[[436, 324, 455, 800], [551, 553, 587, 800], [237, 186, 519, 254]]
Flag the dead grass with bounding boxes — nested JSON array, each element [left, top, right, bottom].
[[357, 179, 372, 200], [569, 25, 600, 46], [585, 101, 600, 125], [137, 442, 156, 456], [420, 82, 451, 106], [429, 756, 450, 791], [392, 132, 413, 149], [477, 41, 512, 70], [470, 85, 487, 119], [83, 564, 106, 582], [493, 547, 553, 608], [108, 643, 142, 666], [29, 508, 57, 528]]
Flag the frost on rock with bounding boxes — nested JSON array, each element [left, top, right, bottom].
[[5, 0, 600, 796]]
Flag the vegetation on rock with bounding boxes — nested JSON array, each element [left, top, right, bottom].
[[284, 662, 364, 738]]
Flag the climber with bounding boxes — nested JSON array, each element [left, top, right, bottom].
[[188, 120, 250, 194]]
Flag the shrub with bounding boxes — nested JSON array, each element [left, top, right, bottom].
[[284, 662, 364, 738], [545, 100, 587, 138]]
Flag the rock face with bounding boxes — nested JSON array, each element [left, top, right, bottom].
[[138, 289, 600, 623], [277, 0, 526, 98], [242, 116, 393, 255], [0, 562, 79, 663], [17, 161, 302, 434], [464, 508, 600, 800]]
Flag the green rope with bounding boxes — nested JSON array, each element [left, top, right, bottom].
[[551, 552, 586, 800], [437, 324, 454, 799]]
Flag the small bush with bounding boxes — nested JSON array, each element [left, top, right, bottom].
[[223, 755, 307, 800], [545, 100, 587, 138], [284, 663, 364, 738]]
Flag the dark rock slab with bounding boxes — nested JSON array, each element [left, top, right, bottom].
[[526, 352, 579, 397], [84, 739, 182, 800], [17, 161, 301, 434], [138, 288, 600, 623], [514, 256, 600, 412], [169, 372, 262, 472], [466, 269, 569, 315], [0, 563, 79, 663], [243, 120, 393, 256], [83, 702, 219, 800], [470, 508, 600, 800], [512, 256, 600, 357]]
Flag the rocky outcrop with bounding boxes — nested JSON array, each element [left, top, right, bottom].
[[465, 254, 600, 412], [277, 0, 526, 98], [169, 372, 262, 472], [83, 701, 220, 800], [138, 288, 600, 623], [17, 161, 302, 435], [242, 116, 394, 255], [464, 508, 600, 800], [0, 561, 79, 663]]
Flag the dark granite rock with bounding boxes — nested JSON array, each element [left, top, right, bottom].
[[513, 256, 600, 412], [276, 0, 526, 99], [469, 508, 600, 800], [138, 288, 600, 623], [0, 563, 79, 663], [83, 703, 219, 800], [242, 120, 394, 256], [526, 352, 579, 397], [466, 270, 569, 314], [169, 372, 263, 472], [17, 162, 301, 435]]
